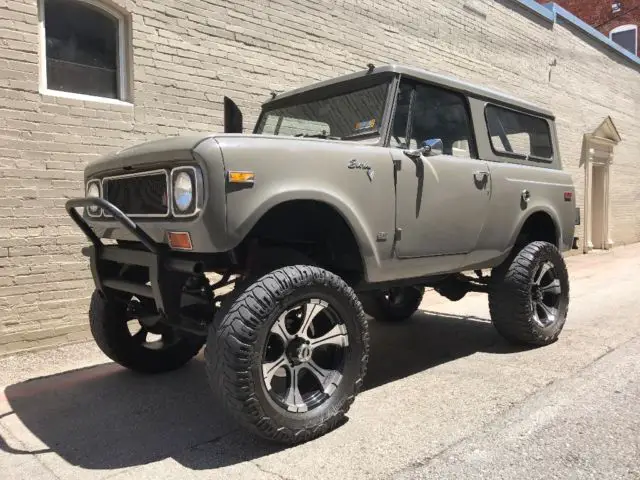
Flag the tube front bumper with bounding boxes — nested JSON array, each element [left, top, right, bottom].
[[65, 197, 204, 321]]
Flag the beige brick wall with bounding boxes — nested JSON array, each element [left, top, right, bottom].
[[0, 0, 639, 354]]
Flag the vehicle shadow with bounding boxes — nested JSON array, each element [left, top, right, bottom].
[[0, 310, 528, 471]]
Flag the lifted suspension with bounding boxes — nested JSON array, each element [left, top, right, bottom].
[[433, 270, 490, 301]]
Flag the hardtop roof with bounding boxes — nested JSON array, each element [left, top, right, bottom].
[[263, 64, 555, 119]]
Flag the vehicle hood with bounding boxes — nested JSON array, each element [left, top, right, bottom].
[[84, 133, 378, 177], [84, 133, 217, 177]]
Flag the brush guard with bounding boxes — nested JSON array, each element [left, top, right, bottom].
[[65, 197, 212, 336]]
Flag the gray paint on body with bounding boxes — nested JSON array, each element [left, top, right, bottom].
[[264, 65, 555, 119], [81, 65, 576, 286]]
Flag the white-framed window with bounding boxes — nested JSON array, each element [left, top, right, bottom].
[[38, 0, 129, 103], [609, 24, 638, 55]]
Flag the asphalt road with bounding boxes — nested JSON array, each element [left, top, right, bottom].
[[0, 245, 639, 479]]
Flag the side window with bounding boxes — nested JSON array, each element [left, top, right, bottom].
[[409, 83, 475, 157], [485, 105, 553, 159]]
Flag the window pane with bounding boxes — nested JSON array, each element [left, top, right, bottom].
[[485, 105, 553, 159], [45, 0, 119, 98], [611, 28, 637, 54], [259, 115, 281, 134], [255, 82, 389, 139], [409, 83, 474, 156], [389, 82, 413, 149], [277, 117, 331, 137]]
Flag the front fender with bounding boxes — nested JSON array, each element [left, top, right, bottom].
[[215, 135, 398, 276], [228, 187, 380, 266]]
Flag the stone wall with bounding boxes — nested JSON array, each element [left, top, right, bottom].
[[0, 0, 639, 354]]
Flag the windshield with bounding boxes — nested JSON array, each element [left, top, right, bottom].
[[255, 81, 390, 140]]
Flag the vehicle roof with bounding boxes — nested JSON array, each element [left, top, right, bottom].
[[263, 64, 555, 119]]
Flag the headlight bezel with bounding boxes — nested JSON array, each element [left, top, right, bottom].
[[85, 179, 102, 217], [170, 166, 199, 217]]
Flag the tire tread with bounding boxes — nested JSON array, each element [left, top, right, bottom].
[[205, 265, 369, 445], [489, 241, 570, 346], [89, 290, 203, 374]]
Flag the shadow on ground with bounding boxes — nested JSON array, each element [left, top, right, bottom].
[[0, 311, 527, 471]]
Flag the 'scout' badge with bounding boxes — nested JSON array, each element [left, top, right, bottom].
[[348, 158, 375, 181]]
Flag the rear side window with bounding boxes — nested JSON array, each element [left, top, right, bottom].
[[485, 105, 553, 160]]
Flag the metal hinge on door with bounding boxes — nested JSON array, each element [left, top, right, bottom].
[[394, 228, 402, 241]]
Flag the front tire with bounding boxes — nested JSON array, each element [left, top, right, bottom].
[[489, 241, 570, 346], [89, 290, 205, 374], [205, 265, 369, 444]]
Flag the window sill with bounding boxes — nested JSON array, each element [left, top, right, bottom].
[[40, 88, 133, 107]]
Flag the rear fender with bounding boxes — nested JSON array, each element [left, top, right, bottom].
[[509, 206, 563, 250]]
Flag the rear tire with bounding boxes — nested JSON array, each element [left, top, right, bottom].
[[489, 241, 570, 346], [89, 290, 205, 374], [205, 265, 369, 445]]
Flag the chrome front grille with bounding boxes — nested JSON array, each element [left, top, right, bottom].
[[103, 170, 169, 217]]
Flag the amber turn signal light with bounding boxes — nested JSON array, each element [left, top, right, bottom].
[[228, 171, 255, 184], [168, 231, 193, 250]]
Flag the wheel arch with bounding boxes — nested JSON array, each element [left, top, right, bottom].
[[234, 194, 375, 280], [510, 208, 562, 251]]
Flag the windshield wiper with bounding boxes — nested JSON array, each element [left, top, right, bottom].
[[294, 133, 342, 140]]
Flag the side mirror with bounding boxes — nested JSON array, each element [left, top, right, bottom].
[[224, 97, 243, 133], [421, 138, 443, 156], [403, 138, 443, 159]]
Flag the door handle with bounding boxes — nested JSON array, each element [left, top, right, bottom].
[[473, 171, 489, 182]]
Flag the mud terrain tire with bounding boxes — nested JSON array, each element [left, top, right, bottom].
[[205, 265, 369, 445], [89, 290, 204, 374], [489, 241, 570, 346]]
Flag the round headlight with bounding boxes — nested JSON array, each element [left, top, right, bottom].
[[86, 182, 100, 215], [173, 172, 193, 213]]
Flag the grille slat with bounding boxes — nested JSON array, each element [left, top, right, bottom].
[[103, 171, 168, 217]]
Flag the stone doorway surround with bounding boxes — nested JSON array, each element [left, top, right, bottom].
[[581, 116, 621, 253]]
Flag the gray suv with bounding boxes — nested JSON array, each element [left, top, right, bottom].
[[66, 64, 577, 444]]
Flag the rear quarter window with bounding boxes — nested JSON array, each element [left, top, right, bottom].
[[485, 105, 553, 161]]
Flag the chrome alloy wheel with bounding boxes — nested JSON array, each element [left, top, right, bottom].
[[530, 261, 562, 328], [262, 299, 350, 413]]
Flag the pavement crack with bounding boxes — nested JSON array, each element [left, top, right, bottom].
[[252, 461, 295, 480], [186, 429, 238, 450], [34, 456, 63, 480]]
